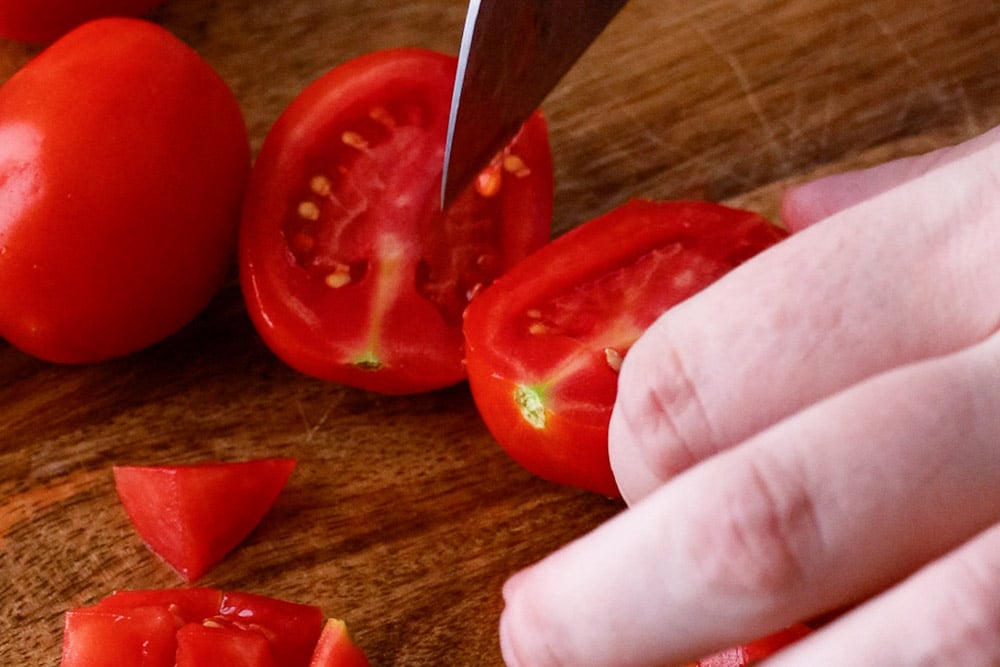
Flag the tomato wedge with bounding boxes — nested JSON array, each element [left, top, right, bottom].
[[61, 606, 177, 667], [113, 459, 296, 581], [176, 623, 276, 667], [308, 619, 371, 667], [463, 200, 788, 496], [240, 48, 553, 394]]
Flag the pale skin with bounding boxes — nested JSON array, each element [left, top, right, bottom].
[[499, 124, 1000, 666]]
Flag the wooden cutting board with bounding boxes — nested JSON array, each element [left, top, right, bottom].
[[1, 1, 997, 664]]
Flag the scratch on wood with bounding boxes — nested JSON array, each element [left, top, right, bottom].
[[692, 23, 784, 161], [0, 469, 106, 549]]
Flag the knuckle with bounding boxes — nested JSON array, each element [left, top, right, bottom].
[[617, 326, 716, 481], [681, 455, 819, 603]]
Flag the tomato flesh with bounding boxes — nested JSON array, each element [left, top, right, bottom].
[[240, 48, 552, 394], [464, 200, 788, 496], [113, 459, 296, 582], [62, 589, 338, 667], [689, 624, 813, 665], [307, 619, 371, 667]]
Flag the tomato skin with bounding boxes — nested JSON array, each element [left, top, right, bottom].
[[240, 48, 552, 394], [0, 18, 250, 363], [113, 459, 296, 582], [0, 0, 165, 43], [464, 200, 788, 496]]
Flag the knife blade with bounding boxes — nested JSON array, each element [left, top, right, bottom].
[[441, 0, 628, 208]]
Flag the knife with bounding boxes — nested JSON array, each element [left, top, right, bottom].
[[441, 0, 629, 208]]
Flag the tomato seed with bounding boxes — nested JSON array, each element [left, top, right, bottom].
[[502, 154, 531, 178], [368, 106, 396, 128], [324, 264, 352, 288], [341, 131, 369, 150], [309, 174, 332, 196], [475, 164, 503, 198], [604, 348, 623, 373], [297, 201, 321, 220]]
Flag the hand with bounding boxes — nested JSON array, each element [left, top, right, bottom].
[[499, 125, 1000, 666]]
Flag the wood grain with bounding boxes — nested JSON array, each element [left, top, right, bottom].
[[1, 1, 998, 665]]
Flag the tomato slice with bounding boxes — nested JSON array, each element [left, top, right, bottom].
[[308, 619, 371, 667], [176, 623, 276, 667], [112, 459, 296, 581], [463, 200, 788, 496], [61, 606, 177, 667], [240, 48, 553, 394]]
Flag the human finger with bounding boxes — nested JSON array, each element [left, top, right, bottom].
[[766, 521, 1000, 666], [781, 125, 1000, 231], [609, 127, 1000, 503], [501, 331, 1000, 667]]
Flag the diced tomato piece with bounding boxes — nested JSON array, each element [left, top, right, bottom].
[[61, 606, 176, 667], [112, 458, 296, 581], [308, 619, 371, 667], [217, 590, 325, 667], [176, 622, 276, 667], [95, 587, 222, 624]]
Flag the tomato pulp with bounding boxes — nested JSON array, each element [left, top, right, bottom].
[[464, 200, 788, 496], [240, 48, 553, 394]]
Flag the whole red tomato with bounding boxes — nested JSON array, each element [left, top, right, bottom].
[[0, 18, 250, 363], [240, 48, 552, 394], [0, 0, 165, 43], [464, 200, 788, 496]]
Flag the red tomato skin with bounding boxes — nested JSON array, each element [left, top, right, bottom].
[[308, 619, 371, 667], [464, 200, 788, 496], [61, 606, 177, 667], [0, 18, 250, 363], [240, 48, 552, 394], [112, 459, 296, 582], [0, 0, 165, 43]]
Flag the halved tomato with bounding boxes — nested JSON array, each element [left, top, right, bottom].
[[239, 48, 552, 394], [464, 200, 788, 496]]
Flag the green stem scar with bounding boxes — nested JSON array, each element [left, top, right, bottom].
[[514, 385, 547, 429]]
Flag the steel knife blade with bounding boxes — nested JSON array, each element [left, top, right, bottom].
[[441, 0, 628, 208]]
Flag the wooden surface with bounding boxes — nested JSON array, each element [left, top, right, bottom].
[[2, 1, 998, 665]]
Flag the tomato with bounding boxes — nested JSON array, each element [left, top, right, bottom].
[[61, 606, 177, 667], [240, 48, 552, 394], [0, 18, 250, 363], [0, 0, 165, 43], [308, 619, 371, 667], [218, 591, 325, 667], [690, 624, 813, 666], [63, 588, 336, 667], [176, 623, 276, 667], [463, 200, 788, 496], [95, 587, 223, 624], [113, 459, 296, 581]]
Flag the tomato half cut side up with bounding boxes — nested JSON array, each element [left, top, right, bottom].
[[463, 200, 788, 496], [239, 48, 553, 394]]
